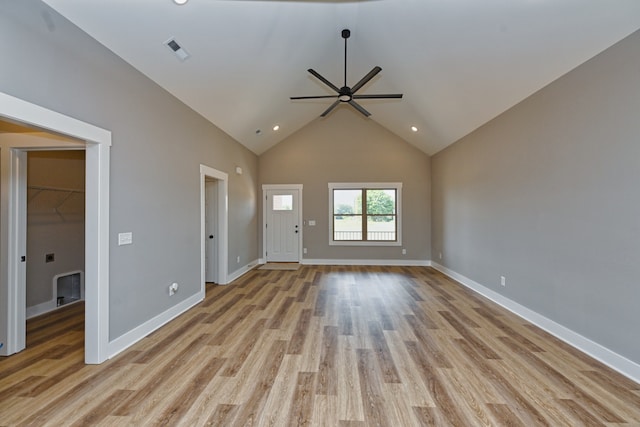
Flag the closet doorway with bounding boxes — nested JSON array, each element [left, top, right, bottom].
[[25, 150, 86, 320], [1, 91, 111, 364]]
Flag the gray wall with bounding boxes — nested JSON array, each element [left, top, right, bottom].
[[259, 107, 431, 262], [27, 150, 85, 308], [431, 30, 640, 364], [1, 0, 258, 340]]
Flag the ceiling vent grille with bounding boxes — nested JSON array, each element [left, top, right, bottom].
[[164, 37, 190, 61]]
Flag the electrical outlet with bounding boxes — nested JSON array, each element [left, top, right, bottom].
[[500, 276, 506, 287], [439, 252, 442, 260], [169, 282, 179, 296], [303, 248, 307, 254], [402, 249, 406, 255], [237, 256, 240, 264]]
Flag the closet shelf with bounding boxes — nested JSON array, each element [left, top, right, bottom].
[[27, 185, 85, 221]]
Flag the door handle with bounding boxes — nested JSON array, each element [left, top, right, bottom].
[[209, 235, 214, 239]]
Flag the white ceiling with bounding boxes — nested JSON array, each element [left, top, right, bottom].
[[42, 0, 640, 155]]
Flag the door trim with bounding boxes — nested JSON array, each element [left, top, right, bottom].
[[262, 184, 303, 262], [1, 91, 111, 364], [200, 165, 228, 287]]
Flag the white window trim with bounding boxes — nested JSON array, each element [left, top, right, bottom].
[[328, 182, 402, 247]]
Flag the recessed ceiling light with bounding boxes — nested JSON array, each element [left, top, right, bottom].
[[411, 126, 418, 132], [273, 125, 280, 131], [173, 0, 188, 5]]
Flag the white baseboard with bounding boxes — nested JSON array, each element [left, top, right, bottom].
[[430, 262, 640, 383], [301, 258, 430, 266], [107, 290, 204, 359], [26, 299, 57, 319], [226, 258, 261, 284], [26, 298, 85, 319], [107, 256, 261, 359]]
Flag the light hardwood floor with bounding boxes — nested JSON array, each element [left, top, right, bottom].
[[1, 266, 639, 426]]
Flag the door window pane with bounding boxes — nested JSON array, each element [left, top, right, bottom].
[[273, 195, 293, 211]]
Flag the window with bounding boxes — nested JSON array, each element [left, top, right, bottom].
[[329, 183, 402, 246]]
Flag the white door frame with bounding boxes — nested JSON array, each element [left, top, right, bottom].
[[200, 165, 228, 287], [262, 184, 303, 262], [1, 91, 111, 364]]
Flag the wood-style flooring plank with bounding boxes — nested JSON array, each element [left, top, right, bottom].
[[356, 348, 392, 427], [367, 321, 401, 384], [486, 403, 526, 427], [287, 371, 316, 426], [316, 326, 338, 396], [1, 265, 639, 426], [153, 356, 226, 425], [232, 339, 287, 426]]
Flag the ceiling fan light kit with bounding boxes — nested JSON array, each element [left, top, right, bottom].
[[291, 29, 403, 118]]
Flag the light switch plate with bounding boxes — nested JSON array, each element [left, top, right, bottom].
[[308, 220, 316, 226], [118, 232, 133, 246]]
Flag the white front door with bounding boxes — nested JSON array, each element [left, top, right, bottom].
[[266, 189, 300, 262], [205, 180, 218, 283]]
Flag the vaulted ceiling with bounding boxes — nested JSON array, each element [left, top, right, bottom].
[[42, 0, 640, 155]]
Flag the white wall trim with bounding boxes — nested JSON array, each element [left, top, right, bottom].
[[107, 290, 204, 359], [430, 262, 640, 383], [0, 91, 111, 364], [26, 299, 57, 319], [227, 259, 260, 283], [301, 258, 430, 267], [26, 299, 84, 319]]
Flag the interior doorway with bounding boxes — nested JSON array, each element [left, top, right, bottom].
[[200, 165, 228, 289], [204, 178, 219, 283], [25, 149, 86, 319], [1, 91, 111, 364]]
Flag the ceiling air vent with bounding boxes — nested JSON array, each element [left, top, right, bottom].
[[164, 37, 190, 61]]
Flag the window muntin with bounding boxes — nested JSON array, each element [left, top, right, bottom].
[[329, 183, 402, 246]]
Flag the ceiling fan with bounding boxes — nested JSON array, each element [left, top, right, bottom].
[[290, 29, 403, 117]]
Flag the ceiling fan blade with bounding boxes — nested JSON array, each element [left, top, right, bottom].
[[352, 94, 403, 99], [320, 100, 341, 117], [348, 100, 371, 117], [290, 95, 339, 100], [308, 69, 340, 93], [351, 66, 382, 94]]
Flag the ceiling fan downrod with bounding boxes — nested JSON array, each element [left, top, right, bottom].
[[290, 28, 403, 118]]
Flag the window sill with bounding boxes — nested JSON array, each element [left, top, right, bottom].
[[329, 240, 402, 247]]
